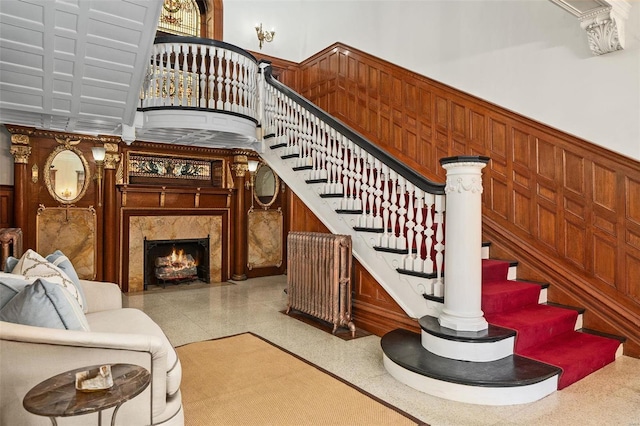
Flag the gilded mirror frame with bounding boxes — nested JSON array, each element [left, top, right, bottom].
[[253, 163, 280, 209], [44, 143, 91, 205]]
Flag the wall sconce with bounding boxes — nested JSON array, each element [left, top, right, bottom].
[[255, 23, 275, 49], [245, 159, 259, 189], [92, 146, 106, 207], [246, 159, 259, 209]]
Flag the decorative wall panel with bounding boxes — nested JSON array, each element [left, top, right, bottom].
[[36, 205, 96, 280], [247, 209, 283, 270], [294, 42, 640, 356]]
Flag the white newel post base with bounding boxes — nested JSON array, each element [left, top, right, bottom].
[[438, 157, 490, 332]]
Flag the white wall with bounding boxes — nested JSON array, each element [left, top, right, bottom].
[[0, 126, 13, 185], [224, 0, 640, 160]]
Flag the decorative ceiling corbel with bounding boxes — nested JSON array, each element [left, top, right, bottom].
[[550, 0, 631, 56]]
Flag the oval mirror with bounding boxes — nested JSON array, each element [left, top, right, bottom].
[[44, 144, 90, 205], [253, 164, 279, 208]]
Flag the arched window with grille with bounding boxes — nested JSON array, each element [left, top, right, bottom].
[[158, 0, 201, 37]]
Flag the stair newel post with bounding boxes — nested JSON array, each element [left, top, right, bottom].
[[438, 156, 490, 331]]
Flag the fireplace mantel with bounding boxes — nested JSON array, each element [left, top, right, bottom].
[[118, 185, 233, 209]]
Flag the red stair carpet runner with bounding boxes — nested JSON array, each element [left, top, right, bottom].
[[481, 259, 620, 389]]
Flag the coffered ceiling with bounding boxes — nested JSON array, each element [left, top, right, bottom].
[[0, 0, 162, 139]]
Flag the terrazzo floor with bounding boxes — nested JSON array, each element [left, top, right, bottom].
[[123, 275, 640, 426]]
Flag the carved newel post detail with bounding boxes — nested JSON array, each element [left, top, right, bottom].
[[9, 134, 31, 231], [438, 156, 490, 332], [231, 155, 249, 281]]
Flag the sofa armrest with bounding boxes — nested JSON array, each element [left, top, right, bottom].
[[0, 321, 168, 425], [79, 279, 123, 312]]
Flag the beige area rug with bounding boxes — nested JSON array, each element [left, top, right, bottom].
[[176, 333, 426, 426]]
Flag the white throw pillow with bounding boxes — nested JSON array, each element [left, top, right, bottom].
[[11, 249, 85, 312]]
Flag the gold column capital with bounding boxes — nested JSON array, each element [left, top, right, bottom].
[[231, 155, 249, 178], [10, 145, 31, 164], [103, 143, 120, 170]]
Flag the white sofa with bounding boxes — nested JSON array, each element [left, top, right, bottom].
[[0, 278, 184, 426]]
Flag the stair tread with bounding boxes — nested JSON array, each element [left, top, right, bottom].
[[382, 329, 560, 387], [519, 330, 620, 389], [419, 315, 516, 343], [486, 304, 579, 352], [482, 280, 541, 315]]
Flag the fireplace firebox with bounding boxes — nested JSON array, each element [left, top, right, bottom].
[[143, 236, 210, 290]]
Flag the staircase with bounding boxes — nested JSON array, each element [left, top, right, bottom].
[[255, 64, 624, 405]]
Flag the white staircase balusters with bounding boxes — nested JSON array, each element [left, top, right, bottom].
[[404, 182, 416, 268], [397, 177, 407, 251], [215, 48, 224, 110], [373, 159, 383, 229], [366, 155, 376, 228], [353, 146, 363, 211], [413, 189, 426, 273], [380, 164, 391, 247], [388, 171, 399, 250], [358, 154, 370, 227], [424, 193, 435, 275]]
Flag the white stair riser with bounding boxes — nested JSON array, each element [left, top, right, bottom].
[[421, 331, 515, 362], [383, 355, 559, 406]]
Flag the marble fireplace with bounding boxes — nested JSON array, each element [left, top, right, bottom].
[[127, 215, 223, 292]]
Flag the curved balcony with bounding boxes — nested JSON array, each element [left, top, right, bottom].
[[134, 36, 261, 150]]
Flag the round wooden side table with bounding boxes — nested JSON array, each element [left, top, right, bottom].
[[23, 363, 150, 426]]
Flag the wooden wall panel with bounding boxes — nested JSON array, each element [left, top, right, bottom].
[[0, 185, 14, 228], [292, 42, 640, 356]]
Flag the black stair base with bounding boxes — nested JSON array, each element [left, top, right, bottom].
[[419, 315, 515, 343], [381, 329, 560, 388]]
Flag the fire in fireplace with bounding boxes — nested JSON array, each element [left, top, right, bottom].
[[143, 236, 210, 290]]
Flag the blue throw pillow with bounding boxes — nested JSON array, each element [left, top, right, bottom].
[[4, 256, 18, 273], [0, 272, 33, 309], [0, 278, 90, 331], [46, 250, 88, 313]]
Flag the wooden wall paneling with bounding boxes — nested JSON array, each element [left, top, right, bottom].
[[293, 42, 640, 356], [0, 185, 14, 228]]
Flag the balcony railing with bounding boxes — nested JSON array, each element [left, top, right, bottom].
[[140, 36, 259, 120]]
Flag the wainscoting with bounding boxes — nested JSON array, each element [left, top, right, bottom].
[[290, 42, 640, 356]]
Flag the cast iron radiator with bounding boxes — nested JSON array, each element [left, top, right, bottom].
[[286, 231, 356, 337]]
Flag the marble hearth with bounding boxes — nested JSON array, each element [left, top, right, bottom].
[[128, 215, 223, 292]]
